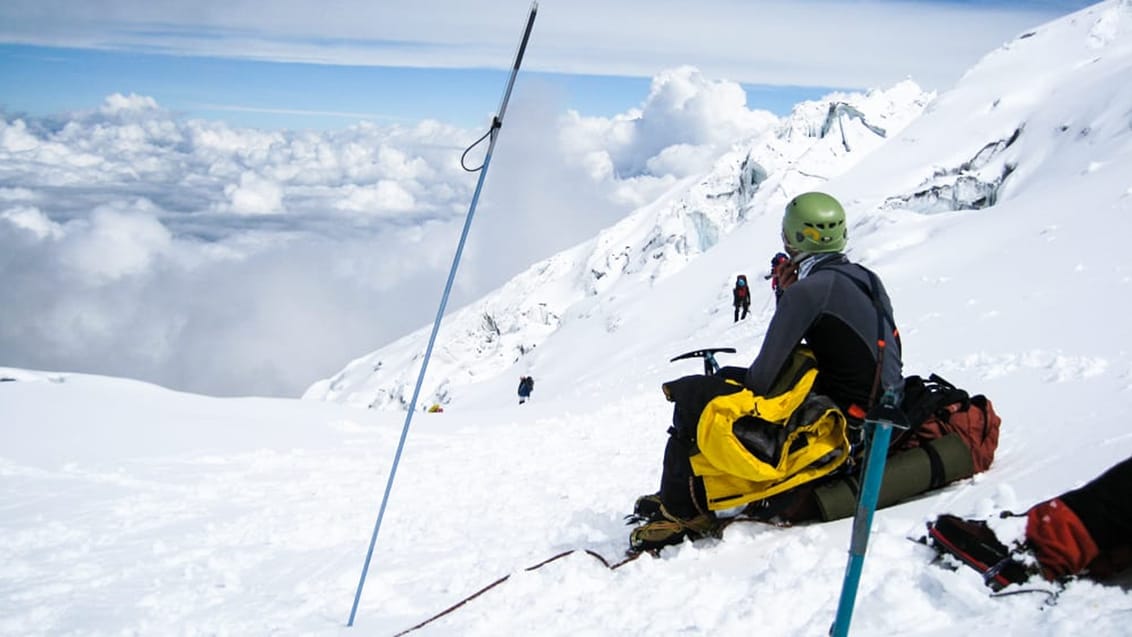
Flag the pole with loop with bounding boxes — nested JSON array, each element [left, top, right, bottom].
[[346, 2, 538, 626]]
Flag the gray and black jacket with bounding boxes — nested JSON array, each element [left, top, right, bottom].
[[743, 253, 902, 413]]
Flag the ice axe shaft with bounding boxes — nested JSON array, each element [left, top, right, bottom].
[[830, 394, 907, 636]]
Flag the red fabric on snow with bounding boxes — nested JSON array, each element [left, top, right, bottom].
[[1026, 497, 1100, 579]]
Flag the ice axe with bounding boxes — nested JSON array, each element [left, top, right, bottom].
[[669, 347, 736, 376]]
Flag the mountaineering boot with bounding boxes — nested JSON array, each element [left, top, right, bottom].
[[629, 504, 717, 553], [926, 514, 1038, 591], [625, 493, 664, 525]]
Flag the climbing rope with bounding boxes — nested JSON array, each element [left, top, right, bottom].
[[393, 548, 643, 636], [393, 514, 790, 635], [989, 583, 1063, 605]]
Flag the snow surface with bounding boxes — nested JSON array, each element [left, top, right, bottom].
[[4, 2, 1132, 635]]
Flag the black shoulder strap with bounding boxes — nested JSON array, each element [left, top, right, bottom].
[[824, 265, 897, 407], [825, 265, 895, 335]]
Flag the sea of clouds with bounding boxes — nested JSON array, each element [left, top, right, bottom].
[[0, 67, 777, 396]]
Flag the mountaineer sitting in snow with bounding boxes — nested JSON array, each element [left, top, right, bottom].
[[627, 192, 904, 552]]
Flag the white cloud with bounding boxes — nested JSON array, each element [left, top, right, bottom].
[[99, 92, 160, 115], [1, 119, 41, 153], [645, 143, 716, 178], [221, 171, 285, 215], [334, 180, 416, 213], [560, 67, 777, 178], [61, 202, 173, 283], [1, 205, 63, 240], [0, 186, 37, 202], [374, 145, 430, 181]]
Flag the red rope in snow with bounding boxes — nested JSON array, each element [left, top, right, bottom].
[[392, 549, 642, 636], [391, 514, 794, 635]]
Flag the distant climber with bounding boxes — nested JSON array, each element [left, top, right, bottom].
[[732, 274, 751, 322], [766, 252, 793, 301], [518, 376, 534, 404]]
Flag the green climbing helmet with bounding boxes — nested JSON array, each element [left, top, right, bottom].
[[782, 192, 848, 254]]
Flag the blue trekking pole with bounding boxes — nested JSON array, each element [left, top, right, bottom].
[[830, 389, 907, 636], [346, 2, 538, 627]]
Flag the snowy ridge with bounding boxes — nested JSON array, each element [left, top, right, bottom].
[[825, 0, 1132, 378], [305, 80, 932, 409]]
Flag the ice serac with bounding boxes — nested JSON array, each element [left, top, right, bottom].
[[841, 0, 1132, 218]]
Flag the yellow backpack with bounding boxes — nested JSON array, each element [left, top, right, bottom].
[[665, 348, 850, 511]]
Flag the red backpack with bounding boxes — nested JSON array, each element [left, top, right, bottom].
[[892, 374, 1002, 473], [735, 275, 750, 300]]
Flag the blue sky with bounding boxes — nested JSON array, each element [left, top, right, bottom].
[[0, 0, 1096, 131], [0, 45, 846, 129]]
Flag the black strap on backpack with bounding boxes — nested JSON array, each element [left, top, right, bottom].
[[825, 265, 898, 409], [891, 373, 970, 448], [816, 263, 908, 469]]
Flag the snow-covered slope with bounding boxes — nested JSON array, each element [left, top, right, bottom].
[[305, 81, 932, 409], [3, 3, 1132, 636]]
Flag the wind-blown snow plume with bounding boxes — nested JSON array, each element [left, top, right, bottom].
[[306, 80, 932, 409]]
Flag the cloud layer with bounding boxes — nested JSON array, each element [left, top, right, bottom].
[[0, 67, 777, 396], [0, 1, 1089, 90]]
